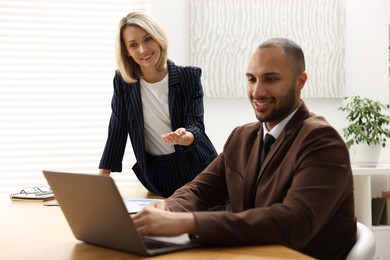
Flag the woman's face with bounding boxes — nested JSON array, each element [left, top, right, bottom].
[[122, 25, 161, 70]]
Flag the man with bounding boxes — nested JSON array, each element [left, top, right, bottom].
[[131, 38, 356, 259]]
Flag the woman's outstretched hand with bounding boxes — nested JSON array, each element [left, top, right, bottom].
[[161, 128, 194, 146]]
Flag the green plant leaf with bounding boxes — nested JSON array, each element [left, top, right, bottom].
[[339, 95, 390, 148]]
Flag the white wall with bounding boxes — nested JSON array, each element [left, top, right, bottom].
[[150, 0, 390, 164], [149, 0, 190, 65], [345, 0, 390, 163], [346, 0, 389, 103]]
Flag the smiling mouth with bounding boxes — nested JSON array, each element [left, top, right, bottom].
[[253, 98, 274, 111], [141, 53, 153, 61]]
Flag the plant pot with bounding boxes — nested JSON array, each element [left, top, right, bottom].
[[355, 143, 382, 167]]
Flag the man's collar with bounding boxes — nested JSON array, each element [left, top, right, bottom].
[[262, 104, 301, 140]]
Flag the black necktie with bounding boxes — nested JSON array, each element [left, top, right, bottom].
[[260, 134, 276, 166]]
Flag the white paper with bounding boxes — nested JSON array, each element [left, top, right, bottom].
[[123, 198, 164, 213]]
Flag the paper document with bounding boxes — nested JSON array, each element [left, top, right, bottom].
[[123, 198, 164, 213]]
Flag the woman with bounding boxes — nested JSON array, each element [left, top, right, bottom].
[[99, 12, 217, 198]]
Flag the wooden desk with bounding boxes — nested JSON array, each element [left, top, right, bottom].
[[0, 182, 313, 260]]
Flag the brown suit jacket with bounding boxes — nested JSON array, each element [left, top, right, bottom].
[[165, 102, 356, 259]]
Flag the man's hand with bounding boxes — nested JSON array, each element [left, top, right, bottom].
[[131, 207, 196, 236], [147, 200, 170, 211]]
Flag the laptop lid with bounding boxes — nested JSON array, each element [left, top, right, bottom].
[[42, 170, 201, 256]]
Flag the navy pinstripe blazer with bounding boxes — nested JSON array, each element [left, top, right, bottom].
[[99, 60, 217, 197]]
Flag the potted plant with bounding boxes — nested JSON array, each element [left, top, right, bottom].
[[339, 95, 390, 167]]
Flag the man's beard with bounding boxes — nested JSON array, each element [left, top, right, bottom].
[[255, 86, 296, 123]]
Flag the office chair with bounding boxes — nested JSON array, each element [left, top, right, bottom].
[[346, 222, 376, 260]]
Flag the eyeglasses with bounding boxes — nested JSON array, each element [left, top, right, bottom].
[[10, 186, 54, 201], [19, 186, 52, 196]]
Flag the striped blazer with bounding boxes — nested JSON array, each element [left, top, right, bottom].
[[99, 60, 217, 197]]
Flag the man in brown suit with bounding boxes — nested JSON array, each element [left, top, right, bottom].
[[131, 38, 356, 259]]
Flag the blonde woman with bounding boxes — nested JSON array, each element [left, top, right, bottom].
[[99, 12, 217, 198]]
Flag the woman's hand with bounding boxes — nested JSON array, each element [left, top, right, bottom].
[[161, 128, 194, 146], [98, 169, 111, 176]]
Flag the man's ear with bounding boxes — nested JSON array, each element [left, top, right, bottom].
[[297, 71, 307, 90]]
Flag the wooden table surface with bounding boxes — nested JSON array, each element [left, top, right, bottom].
[[0, 181, 313, 260]]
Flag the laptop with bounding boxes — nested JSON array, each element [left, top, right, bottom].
[[42, 170, 202, 256]]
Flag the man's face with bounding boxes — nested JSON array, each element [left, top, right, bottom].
[[245, 46, 307, 130]]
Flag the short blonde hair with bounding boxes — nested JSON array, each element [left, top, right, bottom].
[[115, 12, 169, 83]]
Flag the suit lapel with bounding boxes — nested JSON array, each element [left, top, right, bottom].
[[243, 128, 263, 209], [127, 81, 146, 161], [167, 60, 179, 131], [241, 102, 312, 209], [251, 102, 310, 200], [126, 81, 162, 192], [257, 134, 281, 178]]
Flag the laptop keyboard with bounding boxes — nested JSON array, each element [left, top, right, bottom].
[[143, 237, 181, 249]]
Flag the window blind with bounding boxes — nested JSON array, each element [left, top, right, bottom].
[[0, 0, 149, 193]]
